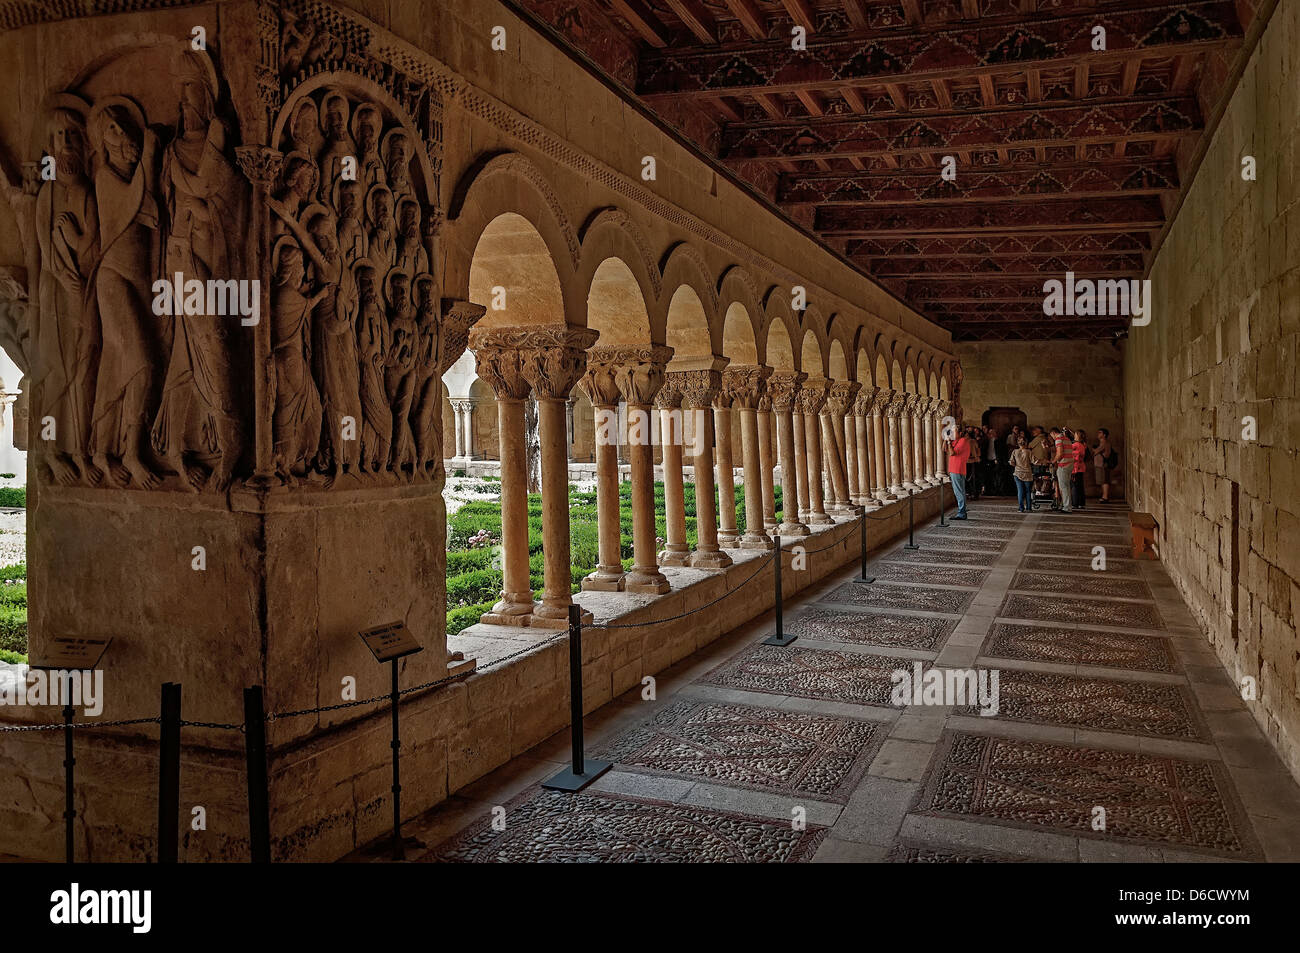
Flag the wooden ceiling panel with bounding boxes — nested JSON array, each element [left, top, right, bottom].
[[520, 0, 1248, 339]]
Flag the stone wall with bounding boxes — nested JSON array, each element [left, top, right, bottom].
[[1124, 1, 1300, 783], [955, 339, 1125, 495]]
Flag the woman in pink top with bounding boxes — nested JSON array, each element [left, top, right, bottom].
[[1071, 429, 1087, 510]]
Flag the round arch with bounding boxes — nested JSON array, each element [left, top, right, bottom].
[[588, 256, 652, 345], [468, 212, 566, 328]]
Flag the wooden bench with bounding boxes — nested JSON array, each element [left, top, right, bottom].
[[1130, 512, 1159, 560]]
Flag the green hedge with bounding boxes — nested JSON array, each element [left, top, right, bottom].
[[0, 604, 26, 655], [0, 487, 24, 508]]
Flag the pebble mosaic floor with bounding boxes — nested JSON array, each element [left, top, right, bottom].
[[386, 497, 1300, 864]]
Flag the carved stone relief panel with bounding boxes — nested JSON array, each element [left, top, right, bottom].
[[269, 72, 441, 486], [18, 48, 253, 492]]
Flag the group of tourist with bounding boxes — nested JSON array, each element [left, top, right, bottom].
[[943, 423, 1118, 519]]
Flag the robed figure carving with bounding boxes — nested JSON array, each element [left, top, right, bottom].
[[151, 77, 246, 491], [35, 95, 102, 487], [87, 96, 164, 489]]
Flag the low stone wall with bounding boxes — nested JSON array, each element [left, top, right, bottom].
[[0, 485, 948, 861]]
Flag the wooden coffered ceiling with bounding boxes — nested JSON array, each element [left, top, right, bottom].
[[512, 0, 1264, 341]]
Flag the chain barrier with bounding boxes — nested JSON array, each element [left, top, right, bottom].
[[0, 715, 163, 733]]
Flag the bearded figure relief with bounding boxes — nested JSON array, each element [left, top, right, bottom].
[[35, 95, 101, 487], [317, 92, 354, 211], [87, 96, 164, 490], [152, 75, 246, 492], [384, 269, 417, 478], [352, 258, 390, 472], [270, 237, 325, 482], [409, 273, 441, 475]]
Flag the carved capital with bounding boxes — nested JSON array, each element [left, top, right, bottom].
[[585, 344, 673, 407], [853, 385, 879, 417], [888, 392, 912, 418], [721, 364, 771, 410], [823, 381, 861, 416], [795, 380, 828, 416], [765, 371, 806, 413], [654, 383, 683, 410], [517, 327, 600, 399], [668, 369, 723, 410], [469, 327, 533, 401], [235, 145, 284, 188]]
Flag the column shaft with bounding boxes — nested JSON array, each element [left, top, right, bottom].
[[484, 397, 535, 622], [804, 411, 831, 524], [583, 403, 625, 591], [687, 400, 731, 569], [658, 401, 691, 566], [757, 406, 777, 529], [533, 397, 574, 625], [625, 404, 670, 593], [714, 405, 738, 546], [738, 406, 772, 548]]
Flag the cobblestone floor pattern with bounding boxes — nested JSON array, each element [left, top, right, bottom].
[[392, 497, 1300, 864]]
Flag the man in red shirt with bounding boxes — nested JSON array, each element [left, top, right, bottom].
[[1049, 426, 1073, 513], [946, 427, 971, 519]]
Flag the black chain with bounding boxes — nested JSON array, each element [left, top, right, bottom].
[[0, 716, 162, 733]]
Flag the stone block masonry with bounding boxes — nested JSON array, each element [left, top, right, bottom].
[[1125, 0, 1300, 785]]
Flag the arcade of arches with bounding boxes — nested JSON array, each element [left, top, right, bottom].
[[0, 0, 1296, 863]]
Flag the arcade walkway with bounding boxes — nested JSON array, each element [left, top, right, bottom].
[[366, 501, 1300, 863]]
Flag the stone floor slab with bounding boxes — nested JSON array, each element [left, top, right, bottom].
[[913, 730, 1263, 859], [423, 785, 828, 863], [592, 697, 886, 803]]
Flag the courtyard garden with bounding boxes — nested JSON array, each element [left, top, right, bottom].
[[0, 482, 25, 663], [444, 476, 781, 636]]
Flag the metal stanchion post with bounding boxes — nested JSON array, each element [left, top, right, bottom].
[[764, 536, 797, 646], [939, 476, 947, 526], [243, 686, 271, 863], [904, 488, 920, 550], [543, 604, 612, 791], [389, 658, 403, 860], [158, 681, 181, 863], [854, 515, 875, 585], [62, 673, 74, 864]]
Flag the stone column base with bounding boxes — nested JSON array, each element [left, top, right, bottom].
[[806, 513, 835, 525], [717, 531, 740, 547], [529, 606, 593, 629], [776, 521, 810, 537], [738, 532, 774, 550], [581, 568, 625, 592], [690, 548, 733, 569], [658, 547, 692, 567], [624, 568, 671, 594]]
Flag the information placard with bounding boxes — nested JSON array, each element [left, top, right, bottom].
[[30, 636, 112, 671], [358, 621, 423, 663]]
